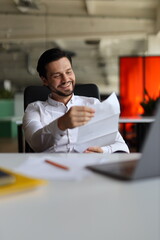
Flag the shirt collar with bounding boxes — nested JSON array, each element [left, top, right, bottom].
[[47, 94, 75, 107]]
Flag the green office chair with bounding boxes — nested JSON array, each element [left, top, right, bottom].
[[18, 84, 101, 153]]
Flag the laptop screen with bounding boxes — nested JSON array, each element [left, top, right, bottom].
[[87, 102, 160, 181]]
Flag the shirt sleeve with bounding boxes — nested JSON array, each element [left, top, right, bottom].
[[23, 103, 67, 152], [101, 131, 130, 153]]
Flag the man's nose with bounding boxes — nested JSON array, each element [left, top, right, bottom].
[[62, 73, 68, 82]]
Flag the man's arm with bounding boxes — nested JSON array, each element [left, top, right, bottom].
[[23, 104, 95, 152], [58, 106, 95, 130]]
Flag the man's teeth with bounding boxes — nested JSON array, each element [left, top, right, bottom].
[[61, 82, 71, 88]]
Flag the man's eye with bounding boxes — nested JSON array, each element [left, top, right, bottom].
[[67, 71, 72, 75], [54, 74, 61, 78]]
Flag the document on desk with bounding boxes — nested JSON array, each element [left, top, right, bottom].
[[75, 92, 120, 152], [14, 153, 110, 181]]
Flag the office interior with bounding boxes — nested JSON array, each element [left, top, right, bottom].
[[0, 2, 160, 240], [0, 0, 160, 153]]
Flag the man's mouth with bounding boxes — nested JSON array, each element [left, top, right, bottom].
[[53, 81, 74, 97], [59, 81, 72, 89]]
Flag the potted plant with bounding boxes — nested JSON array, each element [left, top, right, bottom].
[[140, 89, 160, 116]]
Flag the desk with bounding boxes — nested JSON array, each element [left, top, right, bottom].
[[119, 117, 155, 124], [119, 117, 155, 152], [0, 153, 160, 240]]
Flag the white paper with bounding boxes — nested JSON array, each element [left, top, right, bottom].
[[14, 153, 110, 181], [75, 92, 120, 152]]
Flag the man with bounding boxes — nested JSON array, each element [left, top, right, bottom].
[[23, 48, 129, 153]]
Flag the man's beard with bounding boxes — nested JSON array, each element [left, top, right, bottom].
[[54, 89, 74, 97], [51, 84, 75, 97]]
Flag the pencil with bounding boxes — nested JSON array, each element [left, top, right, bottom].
[[45, 159, 69, 170]]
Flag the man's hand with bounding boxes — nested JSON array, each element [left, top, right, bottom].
[[58, 106, 95, 130], [84, 146, 103, 153]]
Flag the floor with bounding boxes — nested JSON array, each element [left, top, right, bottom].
[[0, 138, 19, 153]]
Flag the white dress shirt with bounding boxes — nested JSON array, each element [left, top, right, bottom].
[[23, 94, 129, 153]]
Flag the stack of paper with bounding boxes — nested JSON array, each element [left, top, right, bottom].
[[14, 153, 111, 181], [75, 92, 120, 152]]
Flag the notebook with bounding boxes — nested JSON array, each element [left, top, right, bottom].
[[86, 102, 160, 181], [0, 168, 47, 196]]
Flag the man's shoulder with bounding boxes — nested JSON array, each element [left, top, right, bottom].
[[27, 100, 47, 109]]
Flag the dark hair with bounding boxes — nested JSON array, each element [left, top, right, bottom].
[[36, 48, 72, 77]]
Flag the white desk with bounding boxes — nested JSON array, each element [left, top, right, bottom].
[[0, 153, 160, 240], [119, 117, 155, 151], [119, 116, 155, 124]]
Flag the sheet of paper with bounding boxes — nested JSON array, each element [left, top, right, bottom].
[[14, 153, 110, 181], [75, 92, 120, 152]]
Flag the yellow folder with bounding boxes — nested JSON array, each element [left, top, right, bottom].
[[0, 167, 47, 196]]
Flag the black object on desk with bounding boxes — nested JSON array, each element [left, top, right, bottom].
[[0, 169, 16, 186]]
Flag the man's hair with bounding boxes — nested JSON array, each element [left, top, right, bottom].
[[36, 48, 72, 77]]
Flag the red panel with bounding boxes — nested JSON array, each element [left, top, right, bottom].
[[145, 57, 160, 99], [119, 56, 160, 117], [120, 57, 143, 116]]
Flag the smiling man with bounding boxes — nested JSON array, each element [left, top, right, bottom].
[[23, 48, 129, 153]]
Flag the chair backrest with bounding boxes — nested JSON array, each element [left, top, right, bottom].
[[23, 83, 100, 152], [24, 84, 100, 110], [74, 83, 101, 100], [24, 85, 51, 110]]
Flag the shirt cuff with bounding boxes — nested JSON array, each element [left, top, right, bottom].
[[101, 146, 112, 153], [46, 119, 67, 140]]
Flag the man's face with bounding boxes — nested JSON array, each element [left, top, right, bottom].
[[42, 57, 76, 98]]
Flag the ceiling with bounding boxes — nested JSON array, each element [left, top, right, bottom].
[[0, 0, 160, 94]]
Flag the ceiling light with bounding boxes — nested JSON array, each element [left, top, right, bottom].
[[14, 0, 39, 13]]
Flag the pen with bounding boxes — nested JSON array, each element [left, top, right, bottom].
[[45, 159, 69, 171]]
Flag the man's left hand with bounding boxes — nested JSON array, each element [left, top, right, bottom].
[[84, 146, 103, 153]]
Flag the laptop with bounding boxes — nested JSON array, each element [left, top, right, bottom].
[[86, 102, 160, 181]]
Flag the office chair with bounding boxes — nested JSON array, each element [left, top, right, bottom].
[[24, 84, 100, 109], [19, 84, 101, 152]]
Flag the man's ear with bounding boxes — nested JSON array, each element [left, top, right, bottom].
[[41, 76, 48, 86]]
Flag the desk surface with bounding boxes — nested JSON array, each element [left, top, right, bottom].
[[119, 116, 155, 123], [16, 116, 155, 125], [0, 153, 160, 240]]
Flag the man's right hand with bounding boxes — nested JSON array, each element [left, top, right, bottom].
[[58, 106, 95, 130]]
